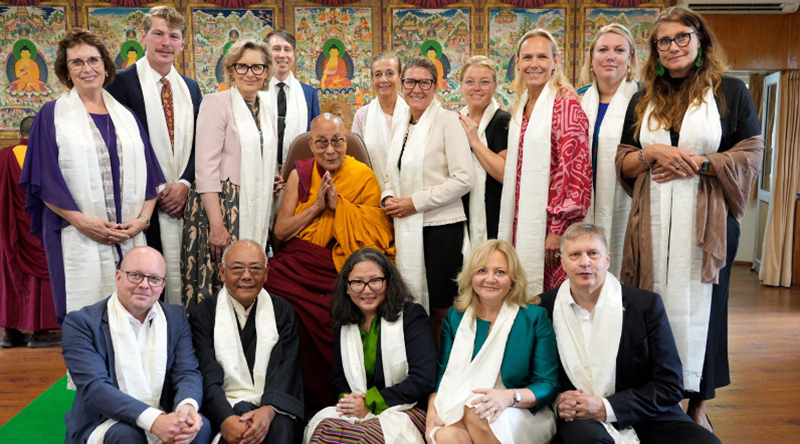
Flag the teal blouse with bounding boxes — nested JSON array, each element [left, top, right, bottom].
[[435, 303, 560, 412]]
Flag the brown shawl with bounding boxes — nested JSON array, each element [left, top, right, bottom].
[[615, 136, 764, 289]]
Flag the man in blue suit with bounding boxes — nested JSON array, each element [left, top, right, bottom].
[[62, 246, 211, 444], [539, 223, 720, 444], [106, 6, 202, 305], [266, 30, 321, 170]]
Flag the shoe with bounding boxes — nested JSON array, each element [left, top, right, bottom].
[[1, 328, 30, 348], [27, 330, 62, 348]]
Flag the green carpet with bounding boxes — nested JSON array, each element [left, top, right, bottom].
[[0, 375, 73, 443]]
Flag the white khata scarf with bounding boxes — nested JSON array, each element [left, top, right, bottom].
[[304, 314, 422, 444], [214, 287, 278, 406], [88, 293, 167, 444], [230, 87, 277, 249], [581, 80, 637, 278], [385, 100, 440, 311], [135, 57, 194, 305], [460, 98, 500, 249], [498, 83, 558, 295], [55, 89, 147, 314], [364, 96, 408, 191], [638, 86, 721, 393], [269, 72, 308, 166], [553, 275, 639, 444]]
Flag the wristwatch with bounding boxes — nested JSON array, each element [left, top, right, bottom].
[[138, 215, 150, 229], [511, 388, 522, 408], [700, 156, 710, 174]]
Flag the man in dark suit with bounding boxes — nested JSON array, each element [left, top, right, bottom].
[[190, 239, 303, 444], [539, 223, 720, 444], [265, 29, 321, 170], [106, 5, 202, 305], [62, 246, 211, 444]]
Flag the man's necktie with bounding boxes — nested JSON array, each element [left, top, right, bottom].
[[277, 82, 287, 165], [161, 77, 175, 151]]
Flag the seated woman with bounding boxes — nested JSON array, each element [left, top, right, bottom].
[[305, 248, 436, 444], [426, 240, 558, 444]]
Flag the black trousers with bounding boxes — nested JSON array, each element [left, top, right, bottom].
[[423, 222, 464, 308], [555, 418, 721, 444]]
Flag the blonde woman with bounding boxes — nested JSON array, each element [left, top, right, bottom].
[[457, 56, 511, 246], [578, 24, 640, 277], [498, 29, 591, 295], [426, 240, 558, 444]]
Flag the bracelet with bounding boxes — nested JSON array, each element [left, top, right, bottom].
[[137, 215, 150, 229], [510, 388, 522, 408], [638, 149, 653, 170], [700, 157, 710, 173]]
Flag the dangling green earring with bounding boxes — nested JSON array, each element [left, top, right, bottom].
[[695, 47, 704, 68], [656, 59, 665, 76]]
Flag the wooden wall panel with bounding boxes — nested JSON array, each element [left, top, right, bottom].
[[704, 10, 800, 70]]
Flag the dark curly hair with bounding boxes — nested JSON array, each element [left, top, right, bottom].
[[331, 249, 414, 327], [54, 28, 116, 89]]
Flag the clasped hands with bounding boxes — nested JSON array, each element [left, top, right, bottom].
[[158, 183, 189, 218], [644, 143, 701, 184], [77, 215, 145, 245], [220, 405, 276, 444], [557, 389, 606, 423], [336, 392, 370, 419], [384, 197, 417, 219], [313, 171, 339, 212], [150, 404, 203, 444]]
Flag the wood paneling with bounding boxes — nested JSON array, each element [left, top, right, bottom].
[[704, 10, 800, 70]]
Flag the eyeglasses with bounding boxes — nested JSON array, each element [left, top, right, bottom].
[[463, 79, 494, 89], [655, 32, 696, 52], [313, 137, 345, 150], [401, 78, 435, 91], [224, 264, 267, 277], [67, 57, 103, 70], [121, 270, 166, 287], [348, 277, 386, 293], [233, 63, 267, 75]]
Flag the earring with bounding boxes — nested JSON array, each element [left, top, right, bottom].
[[695, 47, 703, 68], [656, 59, 665, 76]]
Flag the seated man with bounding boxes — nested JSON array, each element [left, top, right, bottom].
[[62, 246, 211, 444], [189, 240, 303, 444], [267, 113, 394, 414], [539, 223, 721, 444]]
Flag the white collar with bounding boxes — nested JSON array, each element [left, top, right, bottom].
[[228, 294, 254, 328]]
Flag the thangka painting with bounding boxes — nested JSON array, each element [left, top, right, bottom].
[[391, 8, 472, 109], [582, 7, 661, 87], [86, 8, 150, 70], [1, 6, 69, 138], [191, 8, 275, 95], [488, 8, 567, 109], [295, 7, 373, 119]]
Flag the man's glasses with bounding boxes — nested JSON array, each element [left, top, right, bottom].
[[233, 63, 267, 75], [401, 78, 435, 91], [313, 137, 346, 150], [121, 270, 166, 287], [348, 277, 386, 293], [67, 57, 103, 70]]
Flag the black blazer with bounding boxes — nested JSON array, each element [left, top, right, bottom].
[[540, 283, 689, 429], [106, 65, 203, 185], [331, 302, 436, 410]]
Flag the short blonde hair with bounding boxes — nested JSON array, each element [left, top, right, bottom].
[[454, 240, 539, 314], [458, 55, 497, 82], [222, 39, 274, 91], [143, 6, 186, 38], [579, 23, 640, 87], [512, 29, 574, 116]]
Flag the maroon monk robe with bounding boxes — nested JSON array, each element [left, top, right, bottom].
[[0, 142, 58, 331]]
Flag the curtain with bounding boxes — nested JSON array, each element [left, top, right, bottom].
[[748, 73, 767, 200], [760, 70, 800, 287]]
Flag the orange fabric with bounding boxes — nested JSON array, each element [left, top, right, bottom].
[[295, 156, 395, 270], [12, 145, 26, 169]]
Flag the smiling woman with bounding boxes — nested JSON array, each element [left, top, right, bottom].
[[19, 27, 165, 324], [383, 56, 474, 336], [498, 29, 591, 296]]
